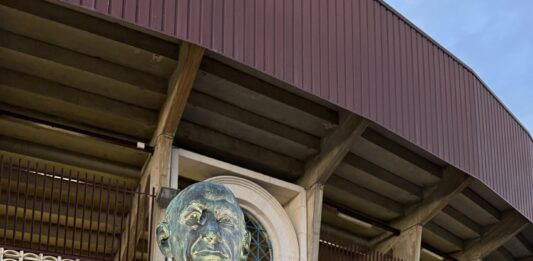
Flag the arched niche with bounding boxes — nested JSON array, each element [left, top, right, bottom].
[[173, 149, 307, 261], [206, 176, 300, 261]]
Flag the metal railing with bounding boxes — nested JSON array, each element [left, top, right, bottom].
[[0, 155, 155, 261], [0, 247, 80, 261], [319, 238, 404, 261]]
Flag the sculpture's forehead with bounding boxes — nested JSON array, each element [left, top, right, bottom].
[[186, 189, 235, 203], [181, 184, 236, 204], [165, 182, 245, 219]]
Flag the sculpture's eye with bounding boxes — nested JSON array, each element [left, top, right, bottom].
[[186, 211, 202, 223], [218, 215, 235, 227]]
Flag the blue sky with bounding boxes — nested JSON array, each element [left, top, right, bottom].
[[385, 0, 533, 134]]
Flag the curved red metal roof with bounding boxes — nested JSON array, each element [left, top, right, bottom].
[[60, 0, 533, 221]]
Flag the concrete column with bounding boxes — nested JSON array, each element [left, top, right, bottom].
[[306, 183, 324, 261], [392, 225, 423, 261], [148, 135, 173, 261]]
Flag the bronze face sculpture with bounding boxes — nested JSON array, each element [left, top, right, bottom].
[[157, 182, 250, 260]]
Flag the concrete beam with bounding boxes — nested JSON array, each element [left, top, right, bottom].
[[326, 175, 404, 218], [442, 206, 482, 236], [0, 68, 158, 139], [187, 90, 320, 152], [297, 114, 368, 189], [0, 4, 177, 78], [201, 57, 338, 125], [498, 247, 515, 261], [151, 43, 204, 145], [0, 118, 149, 167], [462, 188, 501, 220], [517, 233, 533, 255], [176, 121, 303, 179], [0, 0, 180, 59], [453, 211, 529, 260], [395, 168, 473, 230], [425, 222, 464, 250], [0, 29, 167, 95], [362, 128, 442, 177], [373, 167, 472, 252], [0, 136, 140, 180], [343, 153, 422, 198]]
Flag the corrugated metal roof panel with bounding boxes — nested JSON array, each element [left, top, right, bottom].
[[58, 0, 533, 221]]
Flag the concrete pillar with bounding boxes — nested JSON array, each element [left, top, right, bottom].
[[306, 183, 324, 261], [148, 135, 173, 261], [392, 225, 423, 261]]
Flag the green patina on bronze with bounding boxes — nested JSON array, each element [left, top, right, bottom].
[[157, 182, 250, 261]]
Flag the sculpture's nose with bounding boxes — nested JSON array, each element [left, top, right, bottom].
[[199, 211, 220, 243], [204, 231, 218, 243]]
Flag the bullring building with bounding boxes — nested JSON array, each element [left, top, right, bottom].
[[0, 0, 532, 260]]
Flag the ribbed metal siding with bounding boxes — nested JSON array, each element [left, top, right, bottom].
[[60, 0, 533, 221]]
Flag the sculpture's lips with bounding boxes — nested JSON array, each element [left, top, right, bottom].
[[193, 249, 229, 259]]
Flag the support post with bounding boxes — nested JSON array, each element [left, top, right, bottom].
[[297, 113, 368, 261], [306, 183, 324, 261], [147, 136, 173, 261], [392, 225, 422, 261], [135, 42, 203, 261]]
